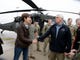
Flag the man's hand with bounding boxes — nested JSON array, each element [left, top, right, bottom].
[[34, 32, 38, 38], [32, 39, 37, 44], [68, 51, 75, 58], [71, 49, 77, 53], [64, 52, 71, 59], [65, 49, 77, 58], [69, 49, 77, 56], [64, 52, 70, 56]]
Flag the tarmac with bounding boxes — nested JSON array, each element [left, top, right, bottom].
[[0, 30, 49, 60]]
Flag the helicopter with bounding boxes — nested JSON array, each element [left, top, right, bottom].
[[0, 0, 56, 34], [0, 0, 80, 34], [0, 13, 55, 34]]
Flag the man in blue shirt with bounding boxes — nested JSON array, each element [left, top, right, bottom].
[[33, 14, 71, 60]]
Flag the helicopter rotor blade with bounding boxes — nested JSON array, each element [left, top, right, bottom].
[[44, 9, 80, 15], [22, 0, 44, 14], [0, 9, 32, 14], [0, 8, 79, 15], [0, 0, 46, 14], [0, 8, 46, 14], [22, 0, 38, 9]]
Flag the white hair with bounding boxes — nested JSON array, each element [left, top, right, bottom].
[[56, 14, 64, 19]]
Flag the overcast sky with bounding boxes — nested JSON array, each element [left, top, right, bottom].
[[0, 0, 80, 24]]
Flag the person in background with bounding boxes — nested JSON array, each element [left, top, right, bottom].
[[34, 21, 41, 52], [71, 18, 80, 49], [33, 14, 72, 60], [0, 37, 3, 55], [13, 13, 37, 60], [28, 23, 36, 60], [65, 18, 75, 60], [67, 18, 75, 48], [42, 19, 52, 56], [70, 18, 80, 60]]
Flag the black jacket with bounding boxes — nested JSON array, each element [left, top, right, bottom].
[[38, 24, 71, 53], [73, 27, 80, 50]]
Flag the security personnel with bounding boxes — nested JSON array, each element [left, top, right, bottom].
[[34, 21, 41, 52], [42, 19, 52, 55], [71, 18, 80, 48], [28, 24, 36, 59], [74, 18, 80, 36], [65, 18, 75, 60], [67, 18, 75, 48], [72, 18, 80, 60]]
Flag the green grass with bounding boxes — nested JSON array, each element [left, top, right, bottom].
[[2, 38, 15, 40]]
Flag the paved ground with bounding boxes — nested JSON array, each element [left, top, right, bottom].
[[0, 31, 49, 60]]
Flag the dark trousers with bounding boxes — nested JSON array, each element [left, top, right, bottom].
[[14, 47, 28, 60], [0, 44, 3, 55]]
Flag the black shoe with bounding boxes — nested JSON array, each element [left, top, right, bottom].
[[29, 56, 35, 59], [37, 49, 41, 52]]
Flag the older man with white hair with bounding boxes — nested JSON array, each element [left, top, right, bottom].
[[33, 14, 72, 60]]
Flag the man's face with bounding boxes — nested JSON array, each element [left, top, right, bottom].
[[48, 19, 52, 24], [25, 16, 32, 25], [68, 19, 72, 25], [55, 16, 62, 24]]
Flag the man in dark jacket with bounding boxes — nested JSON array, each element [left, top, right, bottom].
[[34, 14, 72, 60], [73, 18, 80, 50], [14, 13, 37, 60], [71, 18, 80, 60]]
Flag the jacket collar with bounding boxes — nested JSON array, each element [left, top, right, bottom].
[[54, 23, 64, 27], [21, 23, 29, 30]]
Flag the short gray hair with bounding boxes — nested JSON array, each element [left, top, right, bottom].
[[56, 14, 64, 19]]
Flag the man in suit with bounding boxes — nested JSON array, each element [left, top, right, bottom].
[[33, 14, 72, 60]]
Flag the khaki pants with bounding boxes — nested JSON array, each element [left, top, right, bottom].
[[36, 41, 40, 50], [48, 51, 65, 60], [43, 38, 50, 52], [65, 57, 72, 60], [29, 44, 34, 56]]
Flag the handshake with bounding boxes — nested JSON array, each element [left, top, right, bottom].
[[32, 39, 38, 44]]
